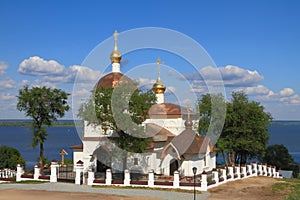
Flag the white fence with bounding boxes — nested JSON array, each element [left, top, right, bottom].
[[2, 161, 283, 192]]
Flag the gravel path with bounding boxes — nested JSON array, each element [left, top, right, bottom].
[[0, 183, 210, 200]]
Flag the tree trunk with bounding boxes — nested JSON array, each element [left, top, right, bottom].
[[122, 152, 128, 171], [39, 142, 44, 175], [221, 151, 228, 167]]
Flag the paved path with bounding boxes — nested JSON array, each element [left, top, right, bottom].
[[0, 182, 211, 200]]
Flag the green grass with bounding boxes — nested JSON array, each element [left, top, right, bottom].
[[272, 179, 300, 200]]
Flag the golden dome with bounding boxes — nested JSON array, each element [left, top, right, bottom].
[[152, 57, 166, 94], [110, 30, 122, 63], [153, 79, 166, 94]]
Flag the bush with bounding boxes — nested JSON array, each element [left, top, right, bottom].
[[0, 145, 26, 169]]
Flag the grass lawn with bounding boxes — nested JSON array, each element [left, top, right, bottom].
[[272, 178, 300, 200]]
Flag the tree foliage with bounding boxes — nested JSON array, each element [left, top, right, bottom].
[[198, 91, 272, 165], [78, 82, 157, 160], [0, 145, 25, 169], [17, 85, 70, 170], [262, 144, 299, 178]]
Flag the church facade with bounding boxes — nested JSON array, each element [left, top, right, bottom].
[[70, 31, 216, 176]]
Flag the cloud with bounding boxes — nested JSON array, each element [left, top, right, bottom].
[[1, 93, 15, 101], [279, 88, 294, 97], [19, 56, 101, 85], [0, 62, 8, 75], [18, 56, 65, 76], [235, 85, 271, 96], [183, 65, 264, 87], [0, 78, 16, 90]]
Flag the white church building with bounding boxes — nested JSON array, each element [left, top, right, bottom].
[[70, 31, 216, 176]]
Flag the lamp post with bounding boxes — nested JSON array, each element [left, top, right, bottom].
[[192, 167, 197, 200]]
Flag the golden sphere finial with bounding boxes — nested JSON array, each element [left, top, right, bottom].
[[153, 57, 166, 94], [110, 30, 122, 63]]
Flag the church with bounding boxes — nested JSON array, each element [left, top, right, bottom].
[[70, 31, 216, 176]]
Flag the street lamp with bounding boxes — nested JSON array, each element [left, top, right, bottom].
[[192, 167, 197, 200]]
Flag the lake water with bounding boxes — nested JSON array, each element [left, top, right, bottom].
[[0, 122, 299, 169], [0, 126, 82, 169]]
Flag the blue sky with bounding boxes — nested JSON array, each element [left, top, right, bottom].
[[0, 0, 300, 120]]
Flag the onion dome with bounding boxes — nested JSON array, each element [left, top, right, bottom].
[[110, 30, 122, 63], [95, 72, 133, 89], [184, 105, 193, 128], [152, 57, 166, 94]]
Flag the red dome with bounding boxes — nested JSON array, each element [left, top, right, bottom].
[[94, 72, 133, 89]]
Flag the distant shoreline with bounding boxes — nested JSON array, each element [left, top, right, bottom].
[[0, 119, 83, 127], [0, 119, 299, 127]]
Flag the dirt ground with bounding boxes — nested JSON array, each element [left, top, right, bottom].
[[0, 177, 289, 200], [0, 189, 160, 200], [208, 177, 288, 200]]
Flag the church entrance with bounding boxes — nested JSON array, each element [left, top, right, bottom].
[[169, 159, 179, 175], [94, 146, 112, 172]]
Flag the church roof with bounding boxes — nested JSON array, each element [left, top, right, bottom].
[[69, 144, 83, 150], [148, 103, 182, 118], [161, 119, 213, 159], [94, 72, 133, 89], [146, 123, 176, 142]]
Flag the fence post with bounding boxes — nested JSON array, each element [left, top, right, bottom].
[[200, 171, 207, 191], [241, 165, 246, 178], [87, 168, 95, 186], [228, 166, 234, 180], [75, 160, 84, 185], [50, 160, 59, 183], [212, 169, 219, 185], [105, 169, 112, 185], [221, 168, 227, 182], [252, 162, 258, 176], [263, 164, 267, 176], [257, 163, 262, 176], [235, 165, 240, 179], [124, 169, 131, 186], [246, 164, 252, 176], [34, 165, 41, 180], [16, 164, 23, 182], [272, 166, 276, 178], [148, 170, 154, 187], [267, 166, 272, 177], [173, 170, 180, 188]]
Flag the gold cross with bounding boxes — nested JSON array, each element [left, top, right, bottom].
[[113, 30, 118, 50], [187, 105, 191, 120], [156, 57, 163, 80]]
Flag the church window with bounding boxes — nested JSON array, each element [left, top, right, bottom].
[[134, 158, 138, 165]]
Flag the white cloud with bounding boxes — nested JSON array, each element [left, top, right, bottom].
[[0, 62, 8, 75], [166, 86, 176, 93], [42, 65, 101, 85], [279, 88, 294, 97], [1, 93, 15, 101], [0, 78, 16, 90], [236, 85, 271, 96], [18, 56, 65, 76], [136, 78, 156, 90], [32, 79, 57, 88], [183, 65, 264, 87]]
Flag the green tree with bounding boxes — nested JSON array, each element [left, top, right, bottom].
[[17, 86, 70, 171], [197, 93, 227, 164], [198, 91, 272, 166], [78, 82, 156, 169], [262, 144, 299, 178], [221, 91, 272, 164], [0, 145, 25, 169]]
